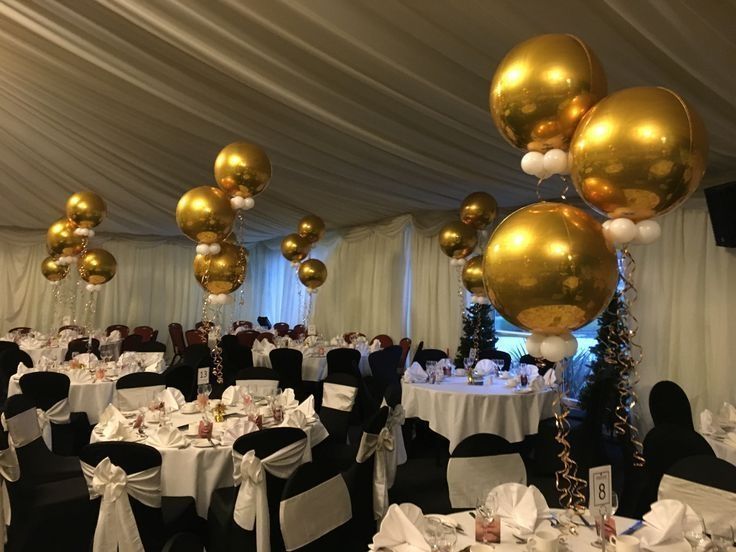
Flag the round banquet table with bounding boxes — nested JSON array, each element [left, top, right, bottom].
[[401, 376, 557, 449], [20, 345, 65, 366], [703, 433, 736, 466], [251, 349, 371, 382]]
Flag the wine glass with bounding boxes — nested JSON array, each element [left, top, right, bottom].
[[198, 383, 212, 398], [423, 518, 456, 552], [591, 492, 618, 548], [684, 514, 707, 549], [475, 496, 498, 548], [710, 522, 734, 552]]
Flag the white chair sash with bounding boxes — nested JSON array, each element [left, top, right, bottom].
[[36, 398, 71, 450], [322, 383, 357, 412], [356, 427, 395, 520], [0, 447, 20, 550], [115, 385, 166, 411], [6, 408, 43, 448], [446, 453, 527, 508], [232, 438, 308, 552], [81, 458, 161, 552], [279, 474, 352, 551], [234, 380, 279, 398], [386, 405, 407, 467], [659, 474, 736, 528]]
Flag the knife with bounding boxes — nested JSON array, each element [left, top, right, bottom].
[[621, 520, 644, 535], [577, 513, 593, 528]]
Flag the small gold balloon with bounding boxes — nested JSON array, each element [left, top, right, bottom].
[[46, 217, 85, 257], [214, 142, 272, 198], [297, 215, 326, 244], [461, 255, 486, 296], [175, 186, 235, 244], [439, 221, 478, 259], [78, 248, 117, 285], [66, 191, 107, 229], [460, 192, 498, 230], [570, 86, 708, 221], [483, 202, 617, 334], [41, 256, 69, 282], [489, 34, 607, 152], [298, 259, 327, 290], [193, 241, 246, 295], [281, 233, 311, 263]]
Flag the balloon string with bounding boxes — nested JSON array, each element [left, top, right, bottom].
[[50, 283, 62, 334], [559, 176, 569, 201], [536, 178, 543, 202], [554, 366, 587, 512], [199, 259, 225, 385]]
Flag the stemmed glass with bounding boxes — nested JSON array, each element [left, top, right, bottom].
[[684, 514, 707, 550], [423, 517, 457, 552], [475, 495, 499, 548], [710, 522, 734, 552], [196, 383, 212, 411], [591, 492, 618, 548]]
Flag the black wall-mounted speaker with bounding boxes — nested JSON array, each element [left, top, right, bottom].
[[704, 182, 736, 248]]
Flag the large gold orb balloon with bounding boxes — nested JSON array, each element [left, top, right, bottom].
[[46, 217, 85, 257], [483, 202, 617, 334], [280, 233, 311, 263], [570, 87, 708, 221], [298, 259, 327, 290], [66, 191, 107, 228], [439, 221, 478, 259], [193, 241, 246, 294], [297, 215, 326, 244], [461, 255, 486, 296], [41, 256, 69, 282], [489, 34, 607, 152], [175, 186, 234, 244], [460, 192, 498, 230], [78, 248, 117, 285], [214, 142, 272, 199]]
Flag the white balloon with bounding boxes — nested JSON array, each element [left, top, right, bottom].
[[563, 333, 578, 358], [196, 244, 208, 255], [540, 335, 566, 362], [87, 229, 95, 238], [209, 243, 221, 255], [230, 196, 244, 210], [525, 333, 545, 358], [86, 283, 94, 292], [543, 149, 568, 175], [634, 220, 661, 245], [602, 220, 612, 231], [521, 152, 546, 178], [608, 218, 637, 245], [243, 197, 255, 210]]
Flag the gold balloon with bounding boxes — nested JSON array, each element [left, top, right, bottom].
[[78, 248, 117, 285], [439, 221, 478, 259], [46, 217, 85, 257], [281, 233, 311, 263], [41, 256, 69, 282], [483, 202, 617, 334], [297, 215, 326, 243], [193, 241, 246, 295], [489, 34, 607, 152], [298, 259, 327, 290], [66, 191, 107, 228], [460, 192, 498, 230], [570, 87, 708, 221], [461, 255, 486, 296], [176, 186, 234, 244], [214, 142, 272, 198]]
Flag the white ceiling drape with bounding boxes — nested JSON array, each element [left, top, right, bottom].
[[0, 0, 733, 241]]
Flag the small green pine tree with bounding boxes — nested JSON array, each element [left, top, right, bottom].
[[454, 303, 498, 365]]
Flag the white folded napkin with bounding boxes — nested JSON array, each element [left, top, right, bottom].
[[221, 385, 244, 406], [20, 337, 46, 349], [261, 341, 275, 354], [158, 388, 184, 411], [700, 409, 720, 435], [488, 483, 549, 535], [279, 388, 299, 409], [98, 404, 126, 426], [719, 402, 736, 422], [530, 377, 544, 392], [101, 418, 135, 441], [436, 359, 452, 372], [369, 339, 382, 353], [146, 425, 187, 448], [294, 395, 316, 420], [371, 503, 429, 552], [74, 353, 96, 366], [543, 368, 557, 387], [403, 362, 428, 384], [67, 369, 93, 383], [639, 499, 700, 549], [16, 362, 36, 375], [282, 409, 308, 430], [474, 359, 494, 376], [724, 432, 736, 448], [304, 335, 318, 347], [219, 418, 259, 446], [108, 330, 121, 342]]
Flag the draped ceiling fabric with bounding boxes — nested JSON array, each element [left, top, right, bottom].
[[0, 0, 734, 241]]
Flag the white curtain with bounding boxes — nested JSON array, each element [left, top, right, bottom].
[[633, 201, 736, 431]]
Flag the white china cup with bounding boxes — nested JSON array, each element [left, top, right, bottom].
[[527, 529, 560, 552], [610, 535, 641, 552]]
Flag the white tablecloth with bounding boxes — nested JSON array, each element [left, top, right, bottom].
[[703, 434, 736, 466], [252, 349, 371, 381], [20, 345, 65, 366], [402, 377, 557, 449]]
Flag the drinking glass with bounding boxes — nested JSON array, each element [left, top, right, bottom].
[[684, 515, 707, 549], [423, 518, 456, 552], [591, 492, 618, 548], [198, 383, 213, 398], [710, 522, 734, 552], [475, 496, 498, 548]]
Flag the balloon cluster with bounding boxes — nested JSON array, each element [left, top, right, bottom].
[[439, 192, 497, 302], [281, 215, 328, 293], [43, 192, 117, 292], [176, 142, 270, 303]]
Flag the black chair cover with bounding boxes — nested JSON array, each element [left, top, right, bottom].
[[367, 346, 403, 405], [121, 334, 145, 353], [452, 433, 515, 457], [478, 349, 512, 371], [649, 380, 694, 430], [412, 348, 447, 369], [164, 364, 197, 402], [667, 454, 736, 493], [326, 348, 361, 377], [269, 349, 305, 400], [116, 371, 166, 389], [64, 337, 100, 361]]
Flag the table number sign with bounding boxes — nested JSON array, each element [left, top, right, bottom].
[[589, 465, 613, 517], [468, 348, 477, 361], [197, 367, 209, 385]]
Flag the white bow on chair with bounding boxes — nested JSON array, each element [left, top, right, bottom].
[[0, 447, 19, 551], [232, 438, 308, 552], [35, 398, 71, 450], [81, 457, 161, 552], [356, 426, 396, 520]]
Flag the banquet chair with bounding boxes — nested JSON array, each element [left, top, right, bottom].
[[207, 427, 309, 552], [133, 325, 156, 343], [447, 433, 527, 509], [666, 454, 736, 493], [398, 337, 411, 371], [64, 337, 100, 361], [80, 442, 204, 551], [649, 380, 694, 430], [257, 332, 275, 343], [195, 321, 214, 331], [164, 364, 198, 402], [179, 343, 211, 369], [7, 326, 31, 334], [162, 532, 206, 551], [168, 323, 187, 365], [4, 394, 84, 484], [371, 334, 394, 348], [411, 340, 424, 363], [232, 320, 253, 332], [105, 324, 130, 338], [115, 372, 166, 410], [0, 347, 31, 406], [142, 340, 167, 354], [314, 373, 360, 450], [257, 316, 272, 329], [478, 349, 512, 371], [412, 348, 447, 369], [220, 335, 245, 387], [121, 333, 144, 352], [269, 348, 305, 400], [19, 372, 90, 455], [273, 322, 290, 336], [236, 330, 260, 348], [58, 325, 83, 334], [279, 462, 356, 551], [326, 347, 361, 377], [234, 366, 280, 397], [0, 340, 19, 355], [185, 329, 208, 347], [288, 326, 306, 340], [367, 345, 403, 407]]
